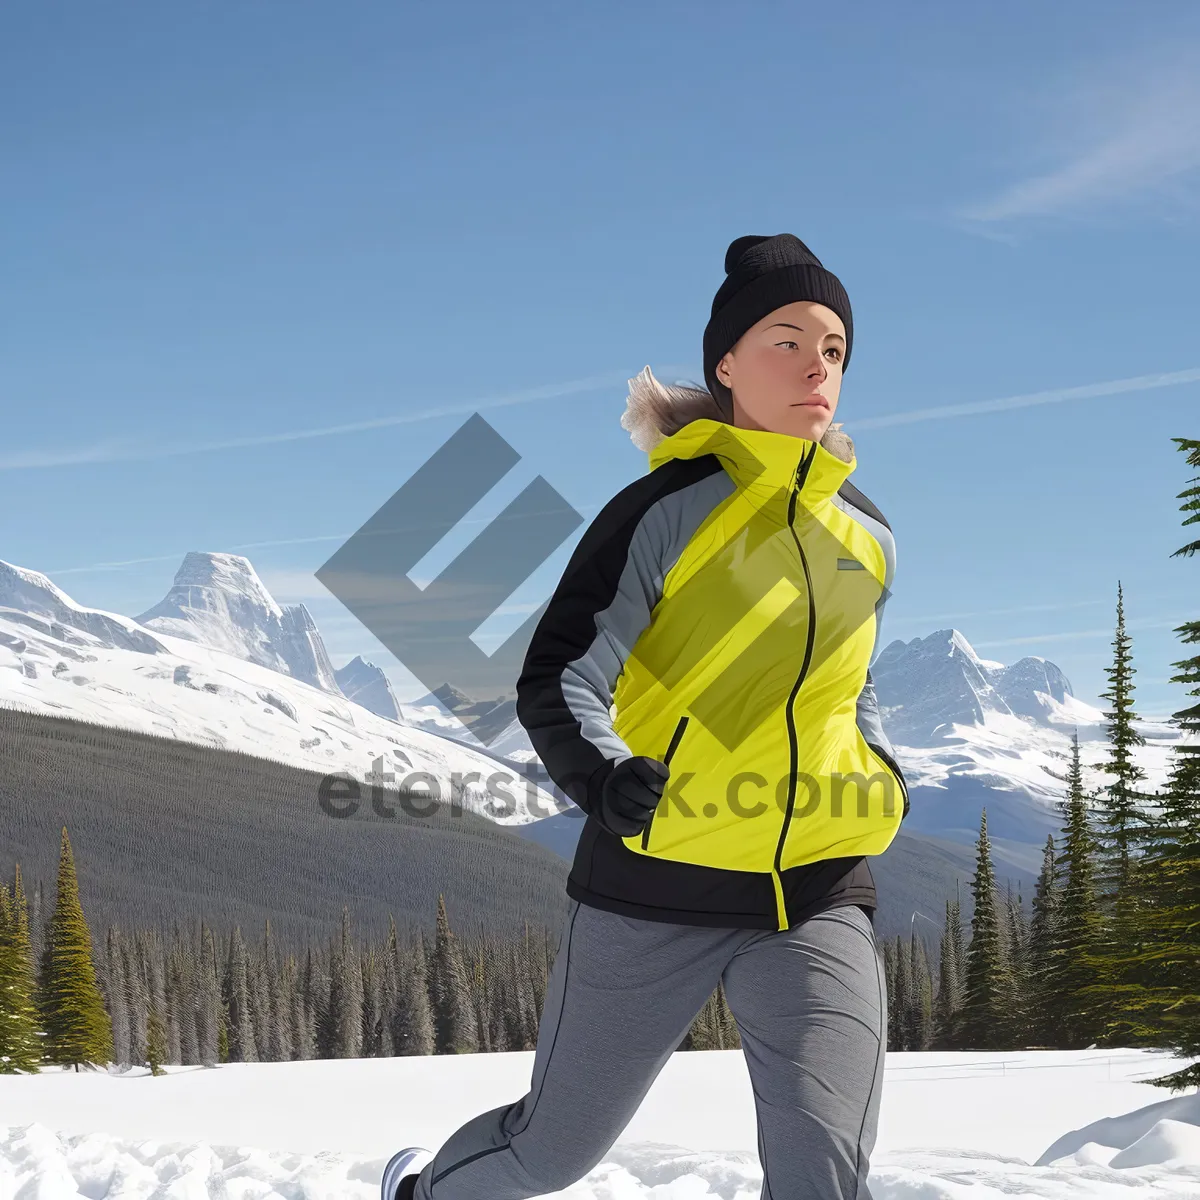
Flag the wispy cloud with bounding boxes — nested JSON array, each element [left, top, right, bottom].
[[958, 42, 1200, 226], [1, 439, 147, 470], [39, 356, 1200, 580], [49, 502, 609, 580], [972, 615, 1188, 649], [892, 597, 1118, 627], [1, 366, 693, 472], [13, 358, 1200, 476], [847, 366, 1200, 429], [892, 592, 1192, 629]]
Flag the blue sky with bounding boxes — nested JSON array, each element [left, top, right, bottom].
[[2, 1, 1198, 716]]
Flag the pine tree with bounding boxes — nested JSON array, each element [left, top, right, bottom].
[[883, 939, 900, 1051], [511, 921, 545, 1052], [103, 927, 132, 1068], [390, 922, 434, 1057], [1160, 439, 1200, 832], [362, 945, 384, 1058], [1095, 584, 1154, 927], [324, 907, 364, 1059], [998, 884, 1030, 1047], [463, 929, 492, 1053], [427, 895, 477, 1054], [298, 945, 321, 1060], [139, 933, 171, 1065], [0, 866, 44, 1072], [167, 926, 196, 1066], [247, 930, 271, 1062], [483, 942, 512, 1054], [959, 809, 1005, 1048], [197, 925, 221, 1067], [37, 828, 113, 1070], [1094, 582, 1153, 901], [933, 893, 964, 1049], [1082, 587, 1161, 1044], [285, 953, 309, 1061], [260, 919, 287, 1063], [715, 977, 740, 1049], [523, 921, 551, 1043], [145, 995, 167, 1076], [1130, 437, 1200, 1089], [1026, 836, 1060, 1046], [896, 934, 915, 1050], [682, 988, 720, 1050], [497, 943, 525, 1053], [905, 931, 934, 1051], [1043, 732, 1104, 1047], [122, 933, 147, 1068], [223, 927, 258, 1062]]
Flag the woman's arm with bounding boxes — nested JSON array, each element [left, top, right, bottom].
[[515, 459, 725, 816]]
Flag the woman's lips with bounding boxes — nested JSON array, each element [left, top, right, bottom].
[[793, 394, 829, 408]]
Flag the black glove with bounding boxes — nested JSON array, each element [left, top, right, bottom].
[[594, 755, 669, 838]]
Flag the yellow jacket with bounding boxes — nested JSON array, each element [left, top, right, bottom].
[[517, 400, 907, 932]]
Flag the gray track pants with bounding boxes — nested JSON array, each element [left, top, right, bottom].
[[413, 898, 887, 1200]]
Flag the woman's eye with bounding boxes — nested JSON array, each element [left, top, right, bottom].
[[825, 347, 842, 361], [778, 340, 798, 350]]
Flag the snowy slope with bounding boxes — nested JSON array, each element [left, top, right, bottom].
[[3, 1049, 1200, 1198], [0, 558, 563, 826]]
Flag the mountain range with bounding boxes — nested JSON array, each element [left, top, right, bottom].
[[0, 554, 559, 825], [0, 548, 1189, 940]]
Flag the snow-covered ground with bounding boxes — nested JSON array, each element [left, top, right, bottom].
[[3, 1048, 1199, 1198]]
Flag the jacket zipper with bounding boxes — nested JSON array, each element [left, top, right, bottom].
[[867, 738, 910, 820], [640, 713, 690, 850], [771, 446, 818, 918]]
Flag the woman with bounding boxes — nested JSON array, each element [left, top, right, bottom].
[[382, 233, 908, 1200]]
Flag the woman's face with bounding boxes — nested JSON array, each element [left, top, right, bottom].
[[715, 300, 846, 440]]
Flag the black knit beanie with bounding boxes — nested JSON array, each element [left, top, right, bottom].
[[703, 233, 853, 399]]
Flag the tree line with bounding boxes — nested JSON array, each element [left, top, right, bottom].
[[0, 823, 737, 1075], [884, 437, 1199, 1091]]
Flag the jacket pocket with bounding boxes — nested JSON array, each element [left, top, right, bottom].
[[640, 714, 690, 850], [866, 739, 909, 821]]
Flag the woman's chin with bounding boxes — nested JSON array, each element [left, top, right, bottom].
[[782, 410, 830, 441], [735, 403, 832, 440]]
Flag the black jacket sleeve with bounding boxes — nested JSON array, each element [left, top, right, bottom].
[[515, 457, 725, 815]]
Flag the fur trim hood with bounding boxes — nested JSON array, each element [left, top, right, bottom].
[[619, 366, 856, 464]]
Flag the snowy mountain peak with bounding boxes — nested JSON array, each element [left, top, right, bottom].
[[334, 655, 402, 721], [166, 552, 284, 617], [427, 682, 475, 710], [917, 627, 986, 663], [0, 558, 79, 616], [991, 654, 1073, 718], [0, 558, 163, 655], [873, 628, 1086, 746], [279, 603, 340, 692], [137, 553, 341, 694]]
